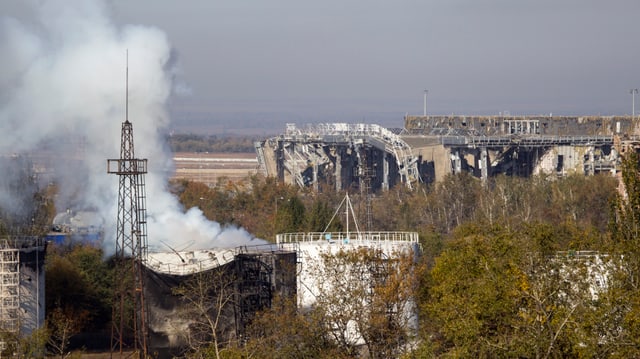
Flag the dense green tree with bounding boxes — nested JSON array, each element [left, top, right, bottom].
[[426, 225, 522, 357], [305, 199, 343, 232], [423, 223, 604, 358], [417, 229, 444, 269], [512, 243, 598, 357], [604, 151, 640, 357], [45, 244, 112, 333], [610, 152, 640, 247], [242, 296, 344, 359], [275, 196, 306, 234]]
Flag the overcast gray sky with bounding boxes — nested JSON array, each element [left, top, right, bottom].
[[4, 0, 640, 132]]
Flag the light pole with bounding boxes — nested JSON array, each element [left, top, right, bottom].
[[631, 89, 638, 120], [423, 89, 428, 117]]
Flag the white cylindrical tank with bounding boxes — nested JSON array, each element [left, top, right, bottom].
[[277, 231, 420, 347]]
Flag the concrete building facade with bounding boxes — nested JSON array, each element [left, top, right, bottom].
[[255, 115, 640, 191]]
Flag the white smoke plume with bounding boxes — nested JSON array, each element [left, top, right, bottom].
[[0, 0, 265, 252]]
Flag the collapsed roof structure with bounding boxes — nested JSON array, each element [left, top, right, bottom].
[[256, 115, 640, 191]]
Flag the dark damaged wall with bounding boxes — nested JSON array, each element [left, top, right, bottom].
[[144, 250, 297, 358], [404, 115, 638, 136]]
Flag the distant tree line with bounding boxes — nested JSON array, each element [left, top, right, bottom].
[[166, 133, 259, 153], [175, 172, 616, 247]]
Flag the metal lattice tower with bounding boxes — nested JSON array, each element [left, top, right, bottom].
[[358, 147, 374, 231], [0, 241, 19, 333], [107, 118, 149, 358]]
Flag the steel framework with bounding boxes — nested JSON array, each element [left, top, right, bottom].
[[0, 240, 19, 333], [256, 123, 421, 191], [107, 119, 149, 358]]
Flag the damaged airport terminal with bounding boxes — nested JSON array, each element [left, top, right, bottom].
[[255, 115, 640, 190]]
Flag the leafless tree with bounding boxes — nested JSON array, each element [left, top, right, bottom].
[[172, 265, 237, 359]]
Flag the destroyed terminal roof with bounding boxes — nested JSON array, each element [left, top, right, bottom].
[[145, 248, 238, 275], [145, 243, 289, 276]]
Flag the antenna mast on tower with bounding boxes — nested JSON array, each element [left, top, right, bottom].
[[358, 147, 373, 231], [107, 52, 149, 358]]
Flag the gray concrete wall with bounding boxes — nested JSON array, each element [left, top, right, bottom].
[[405, 115, 640, 137]]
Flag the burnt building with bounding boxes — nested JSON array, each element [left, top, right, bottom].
[[143, 244, 296, 358], [255, 115, 640, 191], [255, 123, 420, 192], [402, 115, 636, 182]]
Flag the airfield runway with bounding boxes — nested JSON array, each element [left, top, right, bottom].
[[171, 152, 258, 185]]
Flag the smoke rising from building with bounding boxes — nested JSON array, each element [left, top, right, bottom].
[[0, 0, 264, 251]]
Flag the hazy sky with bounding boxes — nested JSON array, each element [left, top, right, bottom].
[[4, 0, 640, 131]]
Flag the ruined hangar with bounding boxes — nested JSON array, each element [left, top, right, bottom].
[[255, 115, 639, 191]]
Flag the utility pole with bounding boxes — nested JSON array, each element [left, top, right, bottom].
[[423, 89, 428, 117]]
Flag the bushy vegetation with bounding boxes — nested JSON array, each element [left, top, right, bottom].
[[14, 152, 640, 357], [175, 172, 617, 247]]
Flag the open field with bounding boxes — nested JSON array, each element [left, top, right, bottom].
[[171, 152, 259, 185]]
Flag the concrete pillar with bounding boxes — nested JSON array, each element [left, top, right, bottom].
[[480, 147, 488, 181], [382, 153, 389, 191], [290, 143, 297, 185], [313, 161, 319, 191], [335, 150, 342, 192], [276, 140, 285, 183], [451, 150, 462, 174]]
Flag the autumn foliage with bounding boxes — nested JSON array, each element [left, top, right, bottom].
[[38, 158, 640, 357]]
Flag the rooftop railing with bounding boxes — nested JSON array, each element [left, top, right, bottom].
[[441, 135, 614, 147], [276, 231, 419, 244]]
